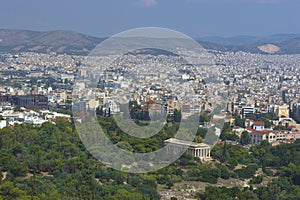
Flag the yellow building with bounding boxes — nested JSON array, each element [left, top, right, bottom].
[[277, 105, 289, 118]]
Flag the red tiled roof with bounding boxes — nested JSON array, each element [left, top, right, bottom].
[[215, 141, 224, 145], [147, 100, 155, 104], [253, 121, 265, 126], [250, 130, 273, 135]]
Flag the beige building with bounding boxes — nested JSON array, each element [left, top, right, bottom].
[[165, 138, 211, 161], [276, 105, 289, 118], [88, 99, 99, 110], [249, 130, 289, 145]]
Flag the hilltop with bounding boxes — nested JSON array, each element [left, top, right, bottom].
[[1, 29, 300, 55]]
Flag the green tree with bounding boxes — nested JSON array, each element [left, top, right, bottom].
[[106, 189, 146, 200], [234, 116, 245, 127], [166, 180, 174, 189], [0, 181, 38, 200], [9, 159, 28, 177], [250, 175, 263, 184], [173, 109, 181, 122], [240, 131, 251, 145]]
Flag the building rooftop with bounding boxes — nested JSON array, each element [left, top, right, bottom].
[[253, 121, 265, 126], [165, 138, 210, 148]]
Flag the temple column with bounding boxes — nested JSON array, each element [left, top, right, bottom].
[[200, 149, 203, 158]]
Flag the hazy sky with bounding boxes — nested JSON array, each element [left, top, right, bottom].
[[0, 0, 299, 38]]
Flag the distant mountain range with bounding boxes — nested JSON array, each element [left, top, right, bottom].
[[0, 29, 104, 55], [197, 34, 300, 54], [198, 34, 300, 46], [1, 29, 300, 55]]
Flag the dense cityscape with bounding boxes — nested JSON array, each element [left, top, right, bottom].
[[2, 50, 300, 144], [1, 0, 300, 198], [1, 46, 300, 199]]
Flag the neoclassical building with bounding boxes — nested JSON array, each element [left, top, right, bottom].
[[164, 138, 211, 161]]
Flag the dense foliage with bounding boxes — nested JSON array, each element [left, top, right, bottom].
[[199, 140, 300, 199], [0, 118, 160, 199], [0, 113, 300, 199]]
